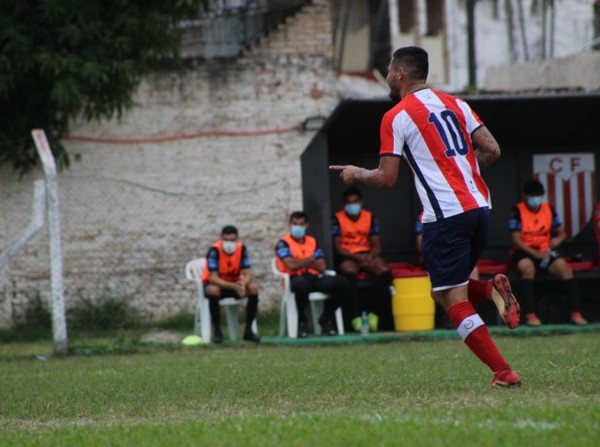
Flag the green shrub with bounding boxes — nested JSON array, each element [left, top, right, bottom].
[[0, 292, 53, 342], [68, 291, 140, 331], [154, 312, 196, 331], [20, 292, 52, 329]]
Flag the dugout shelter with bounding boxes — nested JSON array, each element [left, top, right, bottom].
[[300, 93, 600, 324]]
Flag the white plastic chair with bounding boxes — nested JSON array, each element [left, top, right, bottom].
[[271, 257, 345, 338], [185, 258, 257, 343]]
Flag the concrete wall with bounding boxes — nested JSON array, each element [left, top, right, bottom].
[[0, 0, 339, 327], [484, 51, 600, 92], [444, 0, 594, 91]]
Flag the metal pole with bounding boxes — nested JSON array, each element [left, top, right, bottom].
[[595, 1, 600, 51], [467, 0, 477, 89], [516, 0, 529, 60], [549, 0, 555, 57], [505, 0, 516, 63], [0, 180, 46, 270], [336, 0, 351, 72], [31, 129, 68, 355], [541, 0, 547, 59]]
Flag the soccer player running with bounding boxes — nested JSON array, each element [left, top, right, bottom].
[[330, 46, 522, 388]]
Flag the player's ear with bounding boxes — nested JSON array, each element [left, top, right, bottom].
[[397, 66, 406, 80]]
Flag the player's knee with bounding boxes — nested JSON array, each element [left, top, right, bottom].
[[340, 260, 359, 275], [373, 260, 389, 275], [430, 290, 443, 306], [247, 282, 259, 295], [518, 260, 535, 278], [555, 263, 573, 280], [205, 284, 220, 297]]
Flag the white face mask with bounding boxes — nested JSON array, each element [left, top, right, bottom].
[[222, 241, 237, 255]]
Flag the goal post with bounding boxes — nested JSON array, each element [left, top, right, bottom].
[[0, 180, 46, 270], [31, 129, 68, 355]]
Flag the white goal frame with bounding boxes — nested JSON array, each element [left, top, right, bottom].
[[31, 129, 68, 355]]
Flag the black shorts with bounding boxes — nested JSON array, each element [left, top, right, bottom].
[[336, 252, 368, 266], [203, 285, 243, 299], [511, 249, 561, 270], [422, 207, 489, 291]]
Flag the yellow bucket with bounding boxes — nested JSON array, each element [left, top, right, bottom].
[[392, 276, 434, 332]]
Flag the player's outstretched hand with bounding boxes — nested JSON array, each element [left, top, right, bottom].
[[329, 164, 362, 185]]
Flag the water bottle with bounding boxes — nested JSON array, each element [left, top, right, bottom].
[[361, 311, 369, 335]]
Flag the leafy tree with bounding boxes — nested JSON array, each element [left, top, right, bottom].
[[0, 0, 206, 173]]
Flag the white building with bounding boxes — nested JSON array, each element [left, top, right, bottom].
[[334, 0, 599, 92]]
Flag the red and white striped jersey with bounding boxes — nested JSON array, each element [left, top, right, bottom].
[[379, 88, 491, 223]]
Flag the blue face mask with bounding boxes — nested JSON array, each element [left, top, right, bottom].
[[527, 196, 543, 209], [345, 203, 362, 216], [290, 225, 306, 238]]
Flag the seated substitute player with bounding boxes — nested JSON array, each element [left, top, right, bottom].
[[415, 209, 479, 279], [332, 186, 393, 332], [202, 225, 261, 343], [275, 211, 356, 338], [508, 180, 587, 326]]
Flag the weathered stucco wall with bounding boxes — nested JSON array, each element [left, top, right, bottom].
[[0, 0, 339, 326], [484, 52, 600, 92]]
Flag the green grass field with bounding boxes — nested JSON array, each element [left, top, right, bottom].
[[1, 332, 599, 446]]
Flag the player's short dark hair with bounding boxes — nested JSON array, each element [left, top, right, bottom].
[[343, 186, 363, 201], [221, 225, 238, 236], [392, 46, 428, 81], [523, 180, 545, 196], [289, 211, 308, 223]]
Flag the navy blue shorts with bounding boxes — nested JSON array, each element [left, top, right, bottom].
[[422, 207, 489, 291]]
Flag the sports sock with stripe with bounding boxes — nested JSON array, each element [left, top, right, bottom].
[[448, 301, 509, 373]]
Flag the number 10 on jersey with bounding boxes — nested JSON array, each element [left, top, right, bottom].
[[428, 111, 468, 157]]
